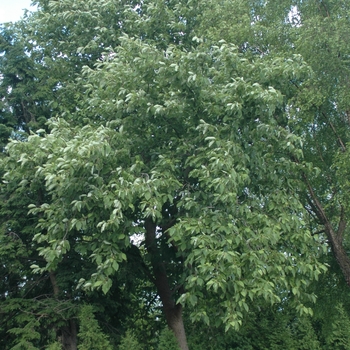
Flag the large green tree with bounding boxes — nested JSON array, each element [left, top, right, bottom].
[[2, 30, 324, 350]]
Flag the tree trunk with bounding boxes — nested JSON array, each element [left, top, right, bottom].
[[50, 272, 78, 350], [304, 176, 350, 286], [145, 219, 189, 350], [61, 319, 78, 350], [165, 304, 188, 350], [325, 222, 350, 286]]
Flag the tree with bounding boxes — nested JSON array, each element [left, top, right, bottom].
[[0, 22, 51, 147], [77, 305, 113, 350], [118, 330, 142, 350], [158, 328, 180, 350], [2, 39, 325, 349]]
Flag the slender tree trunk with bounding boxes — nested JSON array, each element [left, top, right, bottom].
[[324, 222, 350, 286], [49, 272, 59, 296], [50, 272, 78, 350], [61, 319, 78, 350], [304, 176, 350, 286], [145, 219, 189, 350]]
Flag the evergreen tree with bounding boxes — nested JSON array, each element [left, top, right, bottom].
[[77, 305, 112, 350], [118, 330, 142, 350]]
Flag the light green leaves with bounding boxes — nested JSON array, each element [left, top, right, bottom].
[[1, 7, 327, 333]]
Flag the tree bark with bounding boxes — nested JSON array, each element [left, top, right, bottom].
[[304, 175, 350, 286], [50, 272, 78, 350], [326, 223, 350, 286], [49, 272, 59, 297], [145, 219, 189, 350], [61, 319, 78, 350]]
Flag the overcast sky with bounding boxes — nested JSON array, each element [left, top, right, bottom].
[[0, 0, 37, 24]]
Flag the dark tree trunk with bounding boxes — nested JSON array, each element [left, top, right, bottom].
[[305, 176, 350, 287], [324, 222, 350, 287], [50, 272, 78, 350], [145, 219, 189, 350], [61, 319, 78, 350], [166, 304, 188, 350]]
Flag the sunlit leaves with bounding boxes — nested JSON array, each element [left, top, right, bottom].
[[0, 0, 335, 337]]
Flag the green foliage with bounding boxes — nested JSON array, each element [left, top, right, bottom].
[[1, 19, 321, 350], [158, 328, 180, 350], [0, 296, 78, 349], [319, 304, 350, 350], [292, 317, 321, 350], [77, 305, 113, 350], [0, 22, 56, 140], [1, 34, 325, 329], [46, 342, 62, 350], [118, 330, 142, 350], [185, 304, 322, 350]]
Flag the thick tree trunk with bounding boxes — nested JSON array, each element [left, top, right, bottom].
[[166, 304, 188, 350], [145, 219, 189, 350], [153, 261, 188, 350]]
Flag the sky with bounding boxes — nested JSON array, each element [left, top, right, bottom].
[[0, 0, 37, 24]]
